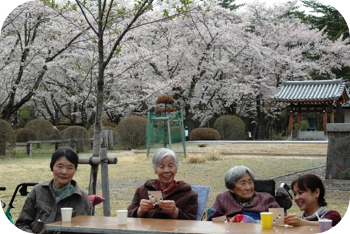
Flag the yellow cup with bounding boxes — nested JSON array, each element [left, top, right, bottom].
[[260, 212, 273, 228]]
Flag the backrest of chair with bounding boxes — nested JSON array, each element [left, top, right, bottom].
[[254, 179, 276, 197], [192, 185, 211, 221]]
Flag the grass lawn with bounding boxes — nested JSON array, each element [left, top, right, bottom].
[[0, 143, 347, 223]]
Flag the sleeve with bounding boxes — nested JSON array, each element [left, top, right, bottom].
[[15, 188, 37, 233], [211, 193, 227, 213], [78, 192, 93, 216], [324, 210, 342, 227], [177, 190, 198, 220], [264, 193, 281, 209], [127, 187, 143, 217]]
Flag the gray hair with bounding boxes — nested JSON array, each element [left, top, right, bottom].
[[224, 165, 255, 190], [152, 148, 178, 172]]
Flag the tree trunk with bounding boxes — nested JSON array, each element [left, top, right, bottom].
[[89, 0, 104, 196]]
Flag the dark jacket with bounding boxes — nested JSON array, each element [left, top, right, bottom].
[[127, 179, 198, 220], [15, 179, 91, 234]]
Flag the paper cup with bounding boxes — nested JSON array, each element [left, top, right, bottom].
[[116, 210, 128, 225], [260, 212, 273, 228], [61, 207, 73, 222], [319, 218, 332, 232]]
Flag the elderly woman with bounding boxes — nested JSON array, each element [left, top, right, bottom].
[[210, 165, 280, 221], [15, 147, 91, 233], [127, 148, 198, 220]]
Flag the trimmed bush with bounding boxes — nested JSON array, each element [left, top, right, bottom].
[[0, 119, 15, 156], [24, 119, 60, 141], [189, 128, 220, 141], [56, 125, 70, 132], [61, 126, 90, 152], [214, 115, 246, 140], [102, 119, 118, 129], [16, 128, 37, 142], [116, 116, 147, 150]]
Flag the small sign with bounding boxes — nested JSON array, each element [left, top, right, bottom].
[[269, 208, 285, 226], [148, 191, 163, 206]]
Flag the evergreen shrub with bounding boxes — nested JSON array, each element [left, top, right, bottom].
[[24, 119, 60, 141], [189, 128, 220, 141], [0, 119, 16, 156], [102, 119, 118, 129], [61, 126, 90, 152], [56, 125, 70, 132], [116, 116, 147, 150], [16, 128, 37, 142], [214, 115, 246, 140]]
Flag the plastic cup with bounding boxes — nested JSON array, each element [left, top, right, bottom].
[[260, 212, 273, 228], [116, 210, 128, 225], [319, 219, 332, 232], [61, 207, 73, 222]]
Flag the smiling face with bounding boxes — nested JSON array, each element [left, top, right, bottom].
[[155, 155, 177, 191], [292, 184, 320, 217], [229, 173, 255, 200], [52, 156, 76, 189]]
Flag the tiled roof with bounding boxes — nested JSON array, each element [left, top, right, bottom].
[[271, 78, 348, 103]]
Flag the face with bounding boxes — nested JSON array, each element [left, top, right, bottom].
[[292, 184, 320, 216], [155, 156, 177, 191], [52, 156, 76, 189], [229, 173, 255, 200]]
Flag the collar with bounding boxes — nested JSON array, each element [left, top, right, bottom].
[[231, 193, 253, 206], [157, 180, 177, 193], [301, 206, 329, 220]]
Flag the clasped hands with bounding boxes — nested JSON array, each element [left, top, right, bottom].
[[137, 199, 179, 218]]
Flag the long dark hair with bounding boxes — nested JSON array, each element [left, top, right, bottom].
[[291, 174, 327, 206]]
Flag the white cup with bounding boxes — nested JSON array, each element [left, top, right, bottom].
[[61, 207, 73, 222], [116, 210, 128, 225], [319, 218, 332, 232]]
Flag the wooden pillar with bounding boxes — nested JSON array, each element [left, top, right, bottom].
[[100, 148, 111, 217], [288, 111, 293, 139], [330, 105, 334, 123], [323, 111, 327, 132], [78, 153, 117, 216], [297, 112, 301, 129]]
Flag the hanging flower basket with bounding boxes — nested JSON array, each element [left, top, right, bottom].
[[156, 95, 175, 105]]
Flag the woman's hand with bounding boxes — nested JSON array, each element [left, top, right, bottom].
[[284, 214, 303, 226], [137, 199, 154, 217], [284, 213, 319, 226], [159, 200, 179, 218]]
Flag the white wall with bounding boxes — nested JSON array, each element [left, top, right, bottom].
[[344, 109, 350, 123]]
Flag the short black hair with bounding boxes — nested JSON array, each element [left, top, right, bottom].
[[50, 147, 79, 171]]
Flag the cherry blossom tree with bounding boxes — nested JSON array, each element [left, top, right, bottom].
[[120, 0, 350, 139], [1, 0, 349, 141], [40, 0, 203, 195], [0, 1, 87, 124], [240, 0, 350, 138]]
